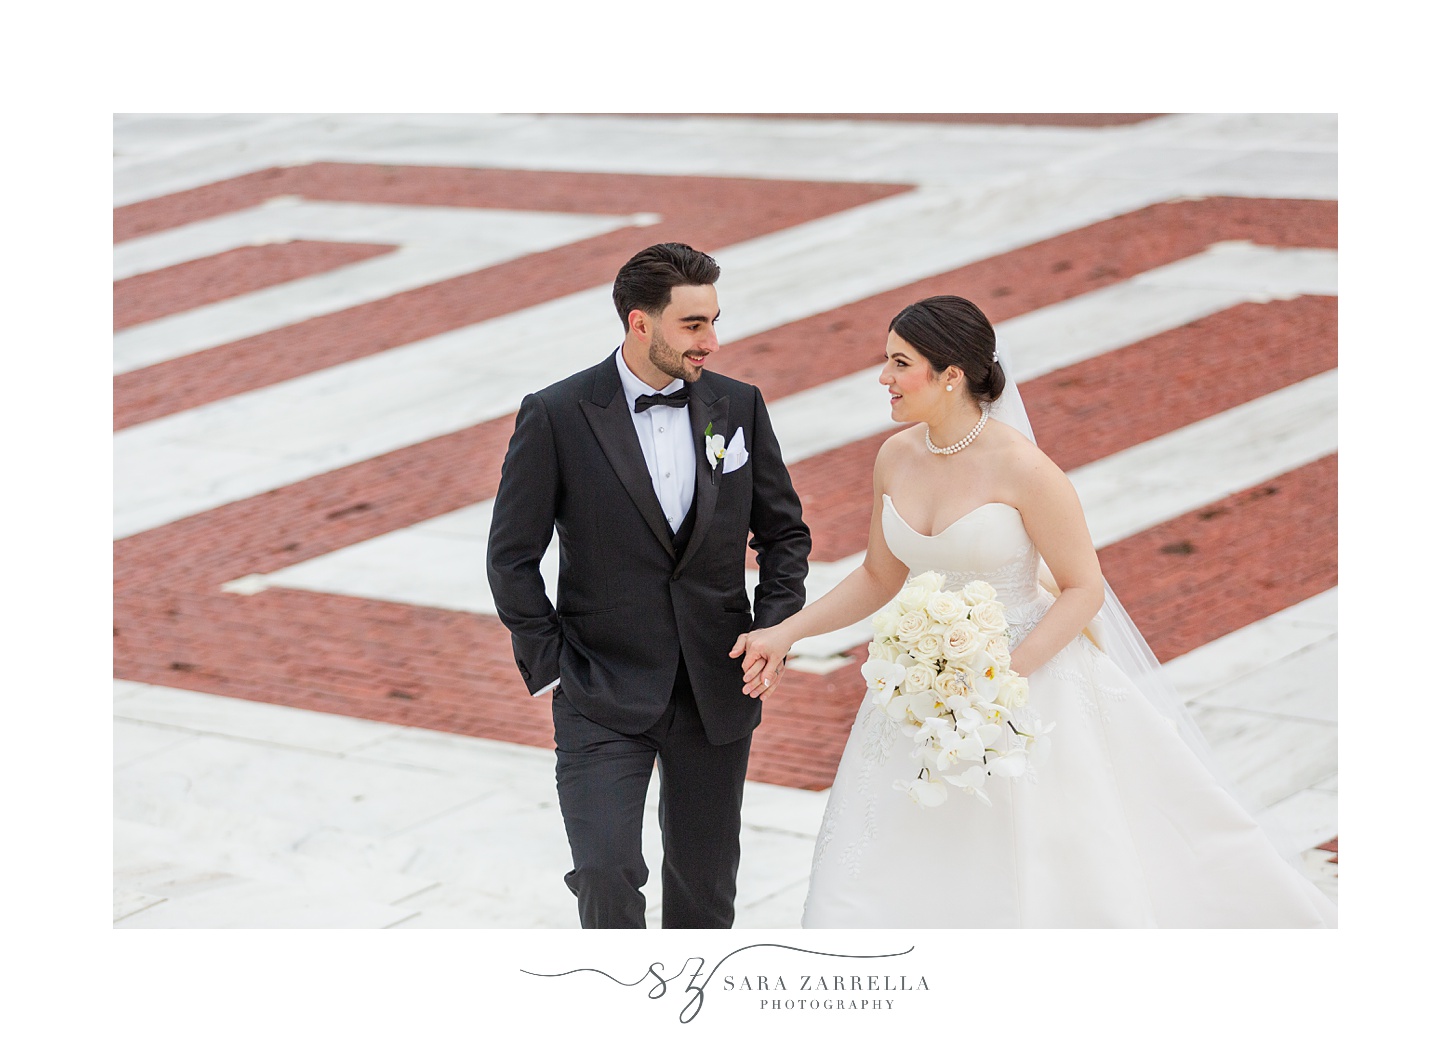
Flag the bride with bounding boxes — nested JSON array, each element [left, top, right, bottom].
[[732, 295, 1336, 928]]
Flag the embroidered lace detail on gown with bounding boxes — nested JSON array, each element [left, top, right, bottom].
[[800, 495, 1336, 928]]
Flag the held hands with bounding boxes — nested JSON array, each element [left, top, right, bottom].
[[729, 625, 793, 698]]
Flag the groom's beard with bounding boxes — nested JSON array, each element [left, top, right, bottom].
[[649, 328, 702, 383]]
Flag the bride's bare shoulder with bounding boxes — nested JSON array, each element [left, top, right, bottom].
[[989, 422, 1075, 502], [877, 426, 923, 464]]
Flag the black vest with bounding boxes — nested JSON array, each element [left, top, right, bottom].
[[671, 497, 699, 556]]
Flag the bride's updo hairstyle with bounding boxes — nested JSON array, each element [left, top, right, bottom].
[[888, 295, 1006, 406]]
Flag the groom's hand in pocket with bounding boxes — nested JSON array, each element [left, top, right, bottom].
[[730, 625, 792, 698]]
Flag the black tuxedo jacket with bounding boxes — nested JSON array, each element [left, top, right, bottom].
[[486, 353, 811, 745]]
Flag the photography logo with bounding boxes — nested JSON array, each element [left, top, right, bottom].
[[522, 943, 924, 1024]]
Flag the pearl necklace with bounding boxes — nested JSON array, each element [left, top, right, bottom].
[[924, 410, 989, 455]]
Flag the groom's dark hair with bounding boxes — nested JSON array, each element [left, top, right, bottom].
[[613, 243, 720, 329]]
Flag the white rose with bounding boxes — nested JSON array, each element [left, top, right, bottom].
[[925, 591, 967, 626], [959, 580, 997, 606], [867, 640, 892, 662], [907, 571, 945, 594], [933, 669, 971, 701], [896, 584, 930, 612], [970, 600, 1008, 636], [901, 662, 937, 695], [912, 631, 944, 661], [997, 673, 1030, 708], [871, 605, 902, 639], [985, 636, 1013, 672], [894, 610, 930, 646], [943, 620, 986, 662]]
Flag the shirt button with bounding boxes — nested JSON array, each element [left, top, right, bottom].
[[658, 426, 665, 433]]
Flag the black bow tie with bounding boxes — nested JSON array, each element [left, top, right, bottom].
[[634, 388, 689, 412]]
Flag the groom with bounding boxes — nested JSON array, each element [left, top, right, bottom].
[[487, 243, 811, 929]]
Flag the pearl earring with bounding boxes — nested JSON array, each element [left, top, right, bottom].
[[946, 384, 954, 392]]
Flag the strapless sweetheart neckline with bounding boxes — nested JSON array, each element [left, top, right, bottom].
[[881, 493, 1019, 539]]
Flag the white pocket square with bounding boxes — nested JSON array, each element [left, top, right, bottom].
[[722, 428, 749, 474]]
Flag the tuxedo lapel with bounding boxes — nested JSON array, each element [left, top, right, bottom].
[[676, 378, 729, 575], [580, 357, 677, 559]]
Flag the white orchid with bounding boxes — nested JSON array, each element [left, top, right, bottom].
[[985, 749, 1027, 779], [903, 689, 941, 724], [910, 716, 953, 749], [1012, 709, 1056, 757], [860, 659, 907, 705], [972, 671, 1002, 704], [895, 774, 948, 807], [881, 692, 911, 723], [946, 697, 986, 730], [704, 432, 725, 469], [943, 765, 992, 806], [935, 728, 986, 770]]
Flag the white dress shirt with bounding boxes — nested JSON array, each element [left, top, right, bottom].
[[614, 347, 696, 532], [532, 349, 698, 698]]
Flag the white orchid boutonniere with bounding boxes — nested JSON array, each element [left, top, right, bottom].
[[704, 422, 726, 481]]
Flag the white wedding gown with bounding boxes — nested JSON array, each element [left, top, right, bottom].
[[801, 494, 1336, 928]]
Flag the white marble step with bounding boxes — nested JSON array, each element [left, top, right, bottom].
[[1261, 784, 1340, 855], [1073, 369, 1337, 547], [1164, 588, 1337, 702], [113, 680, 829, 928], [113, 113, 1336, 208], [1189, 705, 1336, 809], [114, 681, 408, 754], [114, 198, 657, 281], [115, 816, 440, 909], [114, 875, 416, 928], [1164, 592, 1338, 854], [113, 576, 1335, 930], [114, 206, 652, 373]]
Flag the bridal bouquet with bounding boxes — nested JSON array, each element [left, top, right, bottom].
[[860, 571, 1052, 807]]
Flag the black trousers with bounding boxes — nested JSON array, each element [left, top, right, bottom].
[[552, 659, 752, 929]]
